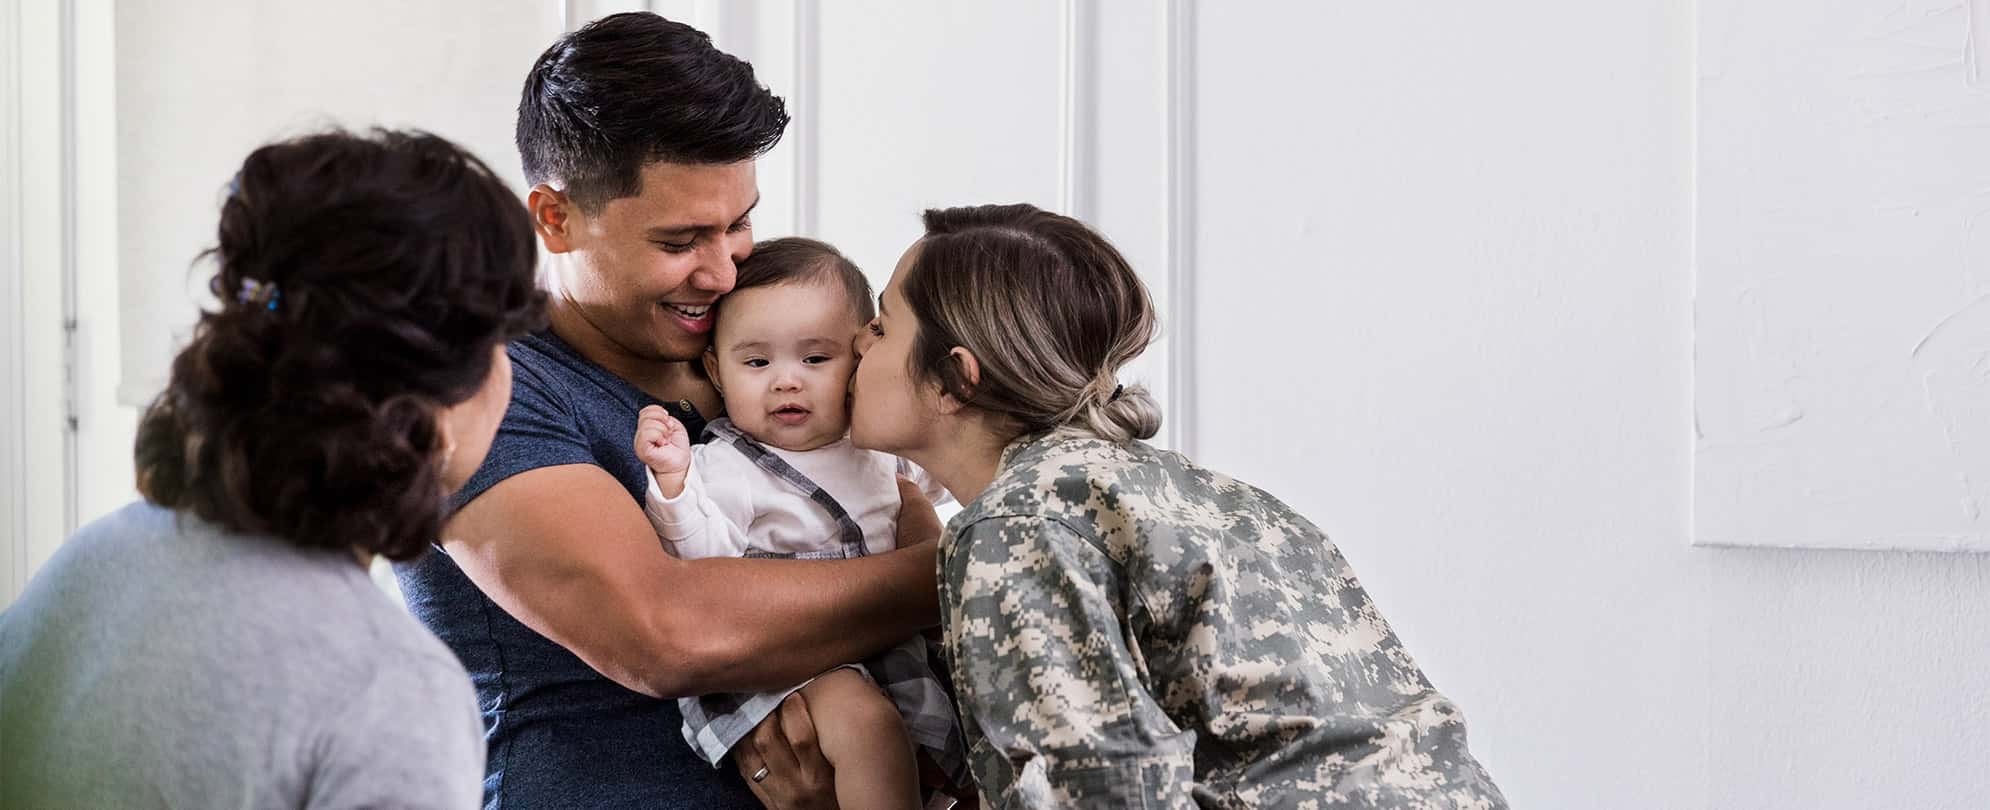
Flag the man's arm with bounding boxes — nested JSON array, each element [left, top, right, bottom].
[[443, 463, 940, 699]]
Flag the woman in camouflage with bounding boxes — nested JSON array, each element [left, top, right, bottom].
[[848, 203, 1509, 809]]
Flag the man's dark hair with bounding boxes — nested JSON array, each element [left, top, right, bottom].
[[516, 12, 789, 211], [134, 128, 547, 561], [724, 237, 875, 328]]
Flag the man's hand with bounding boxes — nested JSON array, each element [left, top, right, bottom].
[[735, 693, 838, 810], [894, 477, 942, 547], [634, 404, 693, 498]]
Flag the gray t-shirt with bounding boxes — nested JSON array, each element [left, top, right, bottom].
[[0, 502, 484, 808]]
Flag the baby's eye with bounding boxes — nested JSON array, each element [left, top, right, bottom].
[[803, 354, 833, 365], [744, 358, 769, 368]]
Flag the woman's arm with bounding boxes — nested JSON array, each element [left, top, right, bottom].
[[943, 516, 1195, 809], [444, 463, 939, 698]]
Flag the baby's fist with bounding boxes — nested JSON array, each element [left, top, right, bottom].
[[634, 404, 692, 477]]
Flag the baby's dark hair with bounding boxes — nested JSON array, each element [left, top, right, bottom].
[[134, 128, 546, 561], [722, 237, 874, 326]]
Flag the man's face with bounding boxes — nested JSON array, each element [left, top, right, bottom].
[[545, 160, 760, 363]]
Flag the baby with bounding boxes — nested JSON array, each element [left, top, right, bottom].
[[633, 238, 963, 809]]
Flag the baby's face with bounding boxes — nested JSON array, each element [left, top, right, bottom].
[[706, 280, 862, 452]]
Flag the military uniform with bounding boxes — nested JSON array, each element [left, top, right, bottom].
[[938, 433, 1508, 809]]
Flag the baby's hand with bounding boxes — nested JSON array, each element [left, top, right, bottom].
[[634, 405, 693, 492]]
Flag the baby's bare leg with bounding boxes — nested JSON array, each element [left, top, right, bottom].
[[795, 667, 920, 810]]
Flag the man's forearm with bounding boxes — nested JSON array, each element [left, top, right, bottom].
[[661, 542, 939, 696]]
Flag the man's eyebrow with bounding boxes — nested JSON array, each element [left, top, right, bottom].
[[643, 195, 763, 240]]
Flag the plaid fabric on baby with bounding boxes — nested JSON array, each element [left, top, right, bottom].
[[676, 419, 970, 786]]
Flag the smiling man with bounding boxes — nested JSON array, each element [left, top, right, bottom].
[[394, 13, 943, 809]]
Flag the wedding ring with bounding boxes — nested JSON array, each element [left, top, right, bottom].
[[751, 766, 770, 783]]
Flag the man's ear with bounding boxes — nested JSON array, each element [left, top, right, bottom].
[[936, 347, 981, 415], [527, 184, 577, 253], [702, 349, 723, 395]]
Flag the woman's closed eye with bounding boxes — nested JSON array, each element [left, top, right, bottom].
[[866, 320, 884, 337]]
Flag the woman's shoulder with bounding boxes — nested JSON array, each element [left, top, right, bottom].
[[967, 433, 1208, 512], [956, 432, 1325, 562], [951, 435, 1175, 554]]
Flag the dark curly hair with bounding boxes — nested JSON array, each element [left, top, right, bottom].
[[515, 11, 789, 212], [134, 128, 547, 561]]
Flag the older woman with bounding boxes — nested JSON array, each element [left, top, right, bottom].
[[849, 203, 1508, 809], [0, 129, 544, 807]]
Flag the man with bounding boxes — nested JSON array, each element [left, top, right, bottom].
[[396, 13, 940, 808]]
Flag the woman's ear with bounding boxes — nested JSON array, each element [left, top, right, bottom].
[[937, 347, 981, 415], [434, 412, 459, 474], [527, 184, 575, 253], [429, 398, 468, 491]]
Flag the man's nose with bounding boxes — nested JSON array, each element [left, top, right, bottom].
[[692, 242, 738, 292]]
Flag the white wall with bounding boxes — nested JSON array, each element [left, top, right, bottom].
[[114, 0, 558, 406], [13, 1, 1989, 807], [1189, 2, 1988, 808], [1695, 0, 1990, 552], [1192, 2, 1703, 803]]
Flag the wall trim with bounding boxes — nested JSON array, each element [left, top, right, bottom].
[[1163, 0, 1196, 456], [791, 0, 817, 236], [1057, 0, 1092, 221], [59, 0, 78, 534], [2, 0, 27, 599]]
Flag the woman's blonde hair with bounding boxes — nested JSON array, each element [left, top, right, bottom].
[[902, 203, 1161, 443]]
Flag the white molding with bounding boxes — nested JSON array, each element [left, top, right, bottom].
[[59, 0, 79, 534], [1163, 0, 1196, 457], [2, 0, 26, 601], [1057, 0, 1091, 221], [790, 0, 817, 236], [4, 0, 74, 602]]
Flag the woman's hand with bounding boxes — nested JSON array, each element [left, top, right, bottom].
[[735, 693, 838, 809]]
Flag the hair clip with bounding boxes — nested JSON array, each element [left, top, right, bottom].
[[237, 278, 281, 311], [1108, 383, 1125, 403]]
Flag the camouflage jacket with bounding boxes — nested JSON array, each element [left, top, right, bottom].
[[937, 434, 1507, 809]]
